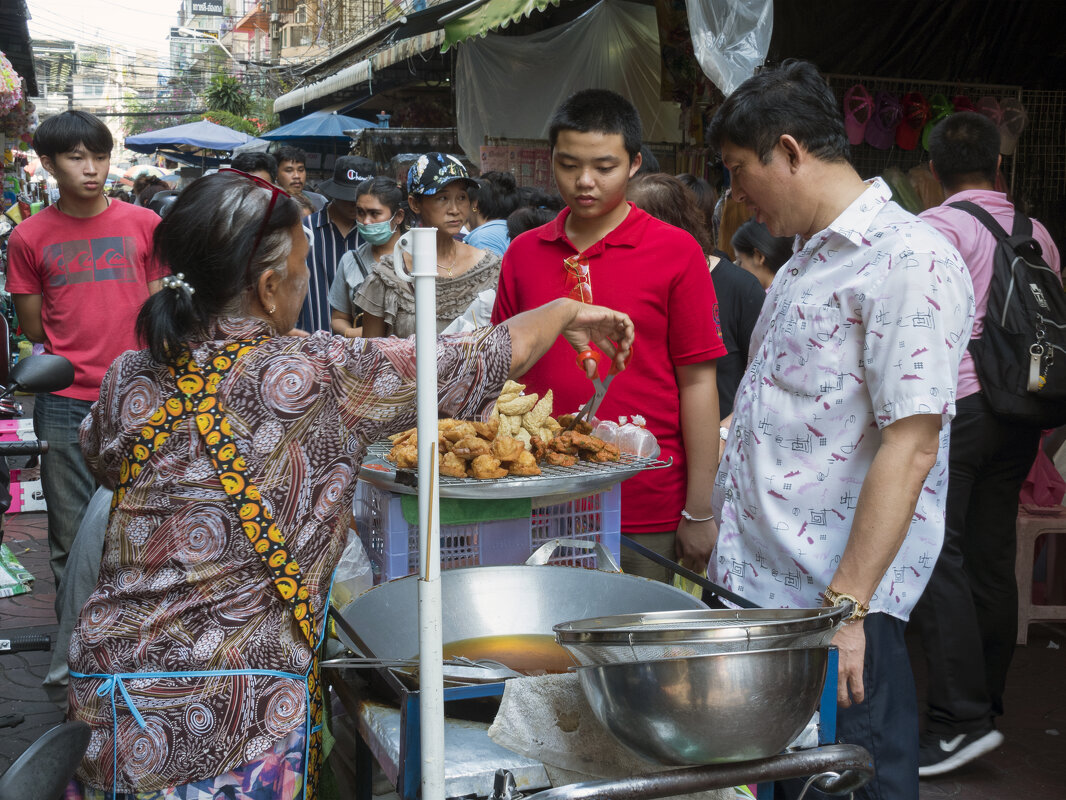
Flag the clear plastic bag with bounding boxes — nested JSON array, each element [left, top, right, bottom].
[[686, 0, 773, 96], [331, 528, 373, 610]]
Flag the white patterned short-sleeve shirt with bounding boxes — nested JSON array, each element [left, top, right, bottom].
[[712, 179, 975, 619]]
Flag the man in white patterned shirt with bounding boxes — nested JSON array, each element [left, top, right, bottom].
[[707, 61, 975, 800]]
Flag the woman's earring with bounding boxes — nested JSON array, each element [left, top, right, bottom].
[[268, 304, 276, 315]]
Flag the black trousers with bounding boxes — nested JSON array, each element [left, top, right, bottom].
[[776, 614, 919, 800], [909, 392, 1041, 734]]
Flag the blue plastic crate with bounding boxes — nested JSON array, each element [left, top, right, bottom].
[[353, 481, 622, 583]]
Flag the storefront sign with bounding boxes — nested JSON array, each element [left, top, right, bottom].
[[191, 1, 224, 15]]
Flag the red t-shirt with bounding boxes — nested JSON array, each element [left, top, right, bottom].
[[5, 201, 168, 401], [492, 203, 726, 533]]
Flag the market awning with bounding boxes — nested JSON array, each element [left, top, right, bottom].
[[274, 29, 446, 115], [441, 0, 566, 51]]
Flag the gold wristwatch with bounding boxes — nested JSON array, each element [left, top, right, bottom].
[[822, 585, 870, 621]]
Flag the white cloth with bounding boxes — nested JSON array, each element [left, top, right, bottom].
[[712, 178, 975, 619]]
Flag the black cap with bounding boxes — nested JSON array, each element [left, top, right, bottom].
[[317, 155, 376, 201]]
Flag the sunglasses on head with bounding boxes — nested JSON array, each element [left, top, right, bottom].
[[219, 168, 290, 271]]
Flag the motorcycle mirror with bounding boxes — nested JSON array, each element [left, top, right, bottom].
[[6, 354, 76, 395]]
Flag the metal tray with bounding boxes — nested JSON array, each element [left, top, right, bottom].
[[358, 440, 671, 500]]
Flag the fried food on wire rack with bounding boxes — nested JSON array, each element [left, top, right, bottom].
[[508, 450, 542, 476], [440, 451, 468, 478], [470, 454, 509, 480], [583, 442, 621, 463], [388, 442, 419, 469], [556, 415, 593, 435], [451, 436, 493, 460], [492, 435, 525, 463], [544, 451, 578, 467]]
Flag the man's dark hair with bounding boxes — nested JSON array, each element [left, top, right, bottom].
[[32, 110, 113, 160], [231, 151, 278, 182], [472, 171, 521, 221], [707, 60, 849, 165], [274, 145, 307, 167], [548, 89, 642, 160], [928, 111, 1000, 192]]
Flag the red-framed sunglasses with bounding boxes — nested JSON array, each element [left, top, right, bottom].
[[218, 168, 289, 271]]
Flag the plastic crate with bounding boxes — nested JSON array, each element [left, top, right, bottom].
[[353, 481, 621, 583]]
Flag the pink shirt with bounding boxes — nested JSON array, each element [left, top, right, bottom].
[[920, 189, 1061, 399], [5, 201, 168, 400]]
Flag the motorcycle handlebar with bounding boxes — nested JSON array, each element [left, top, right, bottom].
[[0, 440, 48, 457]]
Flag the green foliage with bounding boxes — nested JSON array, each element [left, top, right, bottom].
[[248, 96, 281, 135], [201, 110, 259, 137], [205, 74, 252, 116]]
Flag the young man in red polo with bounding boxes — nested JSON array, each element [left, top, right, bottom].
[[492, 89, 725, 579]]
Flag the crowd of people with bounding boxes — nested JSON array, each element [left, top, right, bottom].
[[5, 57, 1060, 800]]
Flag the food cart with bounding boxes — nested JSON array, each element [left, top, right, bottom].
[[322, 228, 872, 800]]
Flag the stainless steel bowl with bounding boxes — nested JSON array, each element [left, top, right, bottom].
[[577, 647, 829, 766], [561, 626, 839, 665], [555, 606, 849, 643], [556, 606, 847, 666]]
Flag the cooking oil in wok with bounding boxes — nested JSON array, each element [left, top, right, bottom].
[[442, 634, 577, 676]]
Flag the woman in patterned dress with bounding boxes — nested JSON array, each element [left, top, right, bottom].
[[64, 169, 634, 800]]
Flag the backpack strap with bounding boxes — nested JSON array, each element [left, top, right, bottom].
[[948, 200, 1011, 241], [949, 200, 1045, 261]]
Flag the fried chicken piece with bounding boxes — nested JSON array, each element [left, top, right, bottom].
[[388, 443, 419, 469], [583, 442, 621, 463], [451, 436, 493, 460], [545, 451, 578, 467], [441, 421, 478, 443], [440, 451, 468, 478], [492, 435, 525, 463], [556, 415, 593, 435], [569, 431, 605, 452], [472, 418, 500, 440], [470, 454, 509, 479], [550, 431, 579, 455], [508, 449, 542, 476], [529, 435, 549, 462], [389, 427, 416, 444]]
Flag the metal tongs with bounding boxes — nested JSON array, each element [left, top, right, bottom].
[[567, 346, 624, 430]]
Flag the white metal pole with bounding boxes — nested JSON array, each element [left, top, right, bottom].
[[410, 226, 446, 800]]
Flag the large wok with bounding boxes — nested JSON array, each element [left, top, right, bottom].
[[334, 542, 706, 663]]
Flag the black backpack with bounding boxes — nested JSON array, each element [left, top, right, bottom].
[[950, 200, 1066, 428]]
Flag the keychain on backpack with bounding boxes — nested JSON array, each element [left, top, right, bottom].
[[1029, 321, 1052, 392], [1029, 343, 1046, 391]]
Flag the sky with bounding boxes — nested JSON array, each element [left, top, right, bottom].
[[26, 0, 182, 58]]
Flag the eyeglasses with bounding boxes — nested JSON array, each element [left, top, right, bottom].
[[219, 168, 288, 272], [563, 253, 593, 303]]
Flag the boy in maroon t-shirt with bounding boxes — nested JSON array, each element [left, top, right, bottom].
[[6, 111, 167, 600], [491, 90, 726, 580]]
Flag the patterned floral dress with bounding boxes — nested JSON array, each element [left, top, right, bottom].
[[66, 317, 510, 797]]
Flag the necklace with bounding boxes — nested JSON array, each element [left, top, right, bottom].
[[436, 251, 457, 277]]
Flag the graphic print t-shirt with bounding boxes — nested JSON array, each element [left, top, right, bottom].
[[5, 201, 167, 400]]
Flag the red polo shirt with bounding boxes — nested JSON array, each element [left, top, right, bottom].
[[492, 203, 725, 533]]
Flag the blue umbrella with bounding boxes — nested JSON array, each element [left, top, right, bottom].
[[125, 120, 253, 154], [261, 111, 376, 142]]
